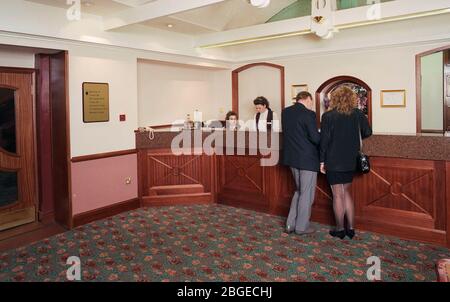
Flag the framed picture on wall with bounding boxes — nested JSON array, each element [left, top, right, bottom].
[[381, 90, 406, 108], [82, 82, 110, 123], [291, 84, 308, 100]]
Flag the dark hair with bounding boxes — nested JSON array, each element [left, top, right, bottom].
[[296, 91, 312, 102], [225, 111, 238, 120], [253, 96, 270, 108]]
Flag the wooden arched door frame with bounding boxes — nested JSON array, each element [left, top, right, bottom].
[[415, 44, 450, 133], [232, 62, 285, 117], [315, 75, 372, 128]]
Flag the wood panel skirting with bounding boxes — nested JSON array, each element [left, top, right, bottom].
[[72, 198, 140, 227], [447, 162, 450, 248], [71, 149, 137, 163]]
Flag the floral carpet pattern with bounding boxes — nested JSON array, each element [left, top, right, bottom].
[[1, 204, 449, 282]]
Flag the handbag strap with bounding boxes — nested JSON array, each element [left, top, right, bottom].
[[356, 111, 363, 152]]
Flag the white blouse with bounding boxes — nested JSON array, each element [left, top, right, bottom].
[[252, 110, 280, 132]]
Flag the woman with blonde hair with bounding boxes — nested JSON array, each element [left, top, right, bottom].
[[320, 86, 372, 240]]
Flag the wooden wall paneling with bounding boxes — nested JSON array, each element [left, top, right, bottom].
[[444, 50, 450, 132], [137, 149, 148, 205], [434, 161, 447, 231], [49, 51, 72, 228], [0, 68, 37, 231], [73, 198, 140, 227], [136, 129, 449, 247], [310, 174, 334, 225], [354, 157, 437, 229], [266, 161, 280, 215], [416, 54, 423, 133], [270, 165, 293, 216], [446, 162, 450, 248], [217, 154, 269, 212], [143, 149, 214, 206], [210, 152, 217, 202], [35, 54, 55, 222]]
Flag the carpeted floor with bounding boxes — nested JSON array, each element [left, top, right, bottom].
[[1, 204, 449, 282]]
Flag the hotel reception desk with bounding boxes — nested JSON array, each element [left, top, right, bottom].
[[136, 130, 450, 247]]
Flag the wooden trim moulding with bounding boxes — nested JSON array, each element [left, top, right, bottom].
[[446, 162, 450, 248], [0, 67, 36, 74], [71, 149, 137, 163], [315, 75, 373, 128], [232, 62, 285, 117], [72, 198, 140, 227]]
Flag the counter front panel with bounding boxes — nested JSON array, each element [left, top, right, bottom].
[[136, 130, 450, 247]]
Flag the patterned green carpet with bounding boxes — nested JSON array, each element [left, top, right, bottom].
[[1, 204, 449, 282]]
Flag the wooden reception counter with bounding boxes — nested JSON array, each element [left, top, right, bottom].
[[136, 130, 450, 247]]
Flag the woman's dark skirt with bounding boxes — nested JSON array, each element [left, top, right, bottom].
[[326, 171, 354, 185]]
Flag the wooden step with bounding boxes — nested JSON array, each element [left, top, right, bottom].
[[142, 192, 212, 207], [149, 184, 205, 196]]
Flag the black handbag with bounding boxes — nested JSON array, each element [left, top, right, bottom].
[[357, 151, 370, 174], [356, 124, 370, 174]]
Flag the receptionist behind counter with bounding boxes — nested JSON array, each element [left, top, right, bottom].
[[252, 96, 280, 132]]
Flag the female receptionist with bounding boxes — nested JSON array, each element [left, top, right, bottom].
[[252, 96, 280, 132], [225, 111, 240, 131]]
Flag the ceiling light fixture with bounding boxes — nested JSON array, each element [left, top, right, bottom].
[[167, 24, 174, 28], [249, 0, 271, 9]]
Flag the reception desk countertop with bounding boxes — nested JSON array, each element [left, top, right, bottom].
[[363, 134, 449, 161], [136, 130, 449, 161]]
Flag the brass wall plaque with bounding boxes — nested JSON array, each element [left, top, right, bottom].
[[83, 82, 110, 123]]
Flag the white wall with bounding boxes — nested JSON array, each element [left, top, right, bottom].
[[268, 42, 449, 134], [0, 46, 35, 68], [137, 60, 230, 126], [69, 46, 139, 157], [238, 66, 282, 121], [0, 34, 231, 157]]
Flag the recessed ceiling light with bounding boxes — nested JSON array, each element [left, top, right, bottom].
[[167, 24, 174, 28]]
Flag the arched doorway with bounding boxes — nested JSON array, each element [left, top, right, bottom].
[[416, 45, 450, 133], [315, 76, 372, 127], [232, 62, 285, 122]]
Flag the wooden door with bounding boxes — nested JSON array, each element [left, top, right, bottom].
[[0, 69, 37, 231]]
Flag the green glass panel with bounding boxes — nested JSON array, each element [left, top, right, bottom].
[[266, 0, 395, 23]]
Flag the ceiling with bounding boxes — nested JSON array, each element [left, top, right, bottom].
[[26, 0, 299, 35], [23, 0, 449, 50], [27, 0, 130, 15]]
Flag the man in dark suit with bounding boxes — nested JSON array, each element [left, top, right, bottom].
[[282, 91, 320, 235]]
